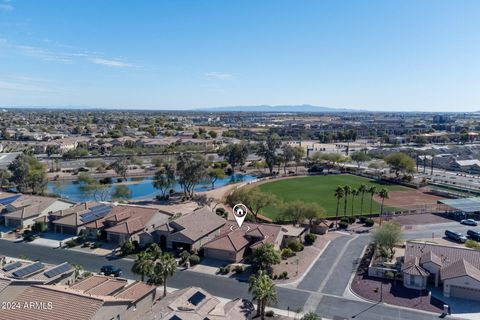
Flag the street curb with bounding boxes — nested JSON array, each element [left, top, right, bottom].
[[278, 239, 331, 288]]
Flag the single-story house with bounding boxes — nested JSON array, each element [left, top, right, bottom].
[[1, 194, 73, 229], [403, 241, 480, 301], [50, 202, 106, 235], [203, 221, 283, 263], [84, 204, 171, 245], [150, 207, 225, 252]]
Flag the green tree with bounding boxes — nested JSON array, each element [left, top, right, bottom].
[[8, 153, 47, 194], [358, 184, 368, 215], [350, 188, 359, 217], [256, 134, 281, 174], [350, 151, 370, 169], [368, 186, 377, 214], [176, 153, 207, 199], [378, 188, 389, 215], [147, 243, 162, 260], [111, 157, 129, 181], [230, 188, 279, 222], [292, 145, 305, 174], [251, 243, 281, 274], [152, 164, 176, 199], [132, 251, 153, 282], [207, 168, 226, 189], [303, 202, 326, 230], [342, 185, 351, 217], [373, 221, 401, 260], [148, 253, 177, 297], [218, 142, 249, 173], [334, 186, 344, 229], [384, 152, 415, 177], [249, 270, 277, 320], [120, 240, 135, 255], [280, 201, 306, 224], [281, 144, 296, 174], [112, 185, 132, 200]]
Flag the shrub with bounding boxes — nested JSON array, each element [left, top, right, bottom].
[[120, 241, 135, 255], [234, 265, 245, 273], [215, 207, 226, 216], [281, 248, 295, 259], [328, 222, 335, 229], [301, 312, 322, 320], [304, 233, 317, 245], [65, 239, 77, 248], [278, 271, 288, 279], [466, 240, 480, 250], [189, 254, 200, 265], [180, 250, 190, 262], [348, 216, 356, 224], [359, 216, 367, 223], [288, 240, 304, 252], [224, 265, 231, 273], [33, 221, 47, 233], [365, 218, 374, 227], [265, 310, 275, 317], [338, 221, 349, 229], [340, 217, 349, 224]]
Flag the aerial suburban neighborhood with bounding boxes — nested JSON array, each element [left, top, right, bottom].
[[2, 1, 480, 320]]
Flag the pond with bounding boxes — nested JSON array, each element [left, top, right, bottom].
[[47, 173, 256, 202]]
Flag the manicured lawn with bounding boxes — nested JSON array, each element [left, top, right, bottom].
[[256, 174, 408, 220]]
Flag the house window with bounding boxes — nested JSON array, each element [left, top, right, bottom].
[[409, 275, 416, 286]]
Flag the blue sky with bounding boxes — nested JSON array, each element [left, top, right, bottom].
[[1, 0, 479, 111]]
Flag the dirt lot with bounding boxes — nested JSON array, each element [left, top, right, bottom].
[[373, 188, 446, 209]]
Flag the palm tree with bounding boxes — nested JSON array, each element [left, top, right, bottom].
[[147, 243, 162, 261], [368, 186, 377, 214], [148, 252, 177, 297], [132, 251, 153, 282], [358, 184, 367, 215], [378, 188, 389, 224], [334, 186, 344, 229], [343, 185, 351, 217], [350, 188, 359, 217], [249, 270, 277, 320]]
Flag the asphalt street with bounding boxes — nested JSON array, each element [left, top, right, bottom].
[[0, 220, 472, 319]]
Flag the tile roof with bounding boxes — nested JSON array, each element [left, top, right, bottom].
[[168, 208, 226, 242], [441, 259, 480, 281], [204, 221, 282, 253], [114, 281, 156, 302], [419, 251, 442, 266], [52, 202, 108, 227], [402, 257, 430, 277], [71, 275, 128, 296], [0, 286, 103, 320]]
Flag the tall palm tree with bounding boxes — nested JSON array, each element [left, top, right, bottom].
[[148, 253, 177, 297], [132, 251, 153, 282], [249, 270, 277, 320], [358, 184, 368, 215], [343, 185, 351, 217], [378, 188, 389, 224], [368, 186, 377, 214], [350, 188, 359, 217], [147, 243, 162, 261], [334, 186, 344, 229]]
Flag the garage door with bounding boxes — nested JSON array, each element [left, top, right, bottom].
[[205, 248, 234, 262], [450, 285, 480, 301]]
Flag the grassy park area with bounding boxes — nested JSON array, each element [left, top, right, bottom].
[[256, 174, 408, 220]]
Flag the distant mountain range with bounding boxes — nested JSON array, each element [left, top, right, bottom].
[[195, 104, 366, 113]]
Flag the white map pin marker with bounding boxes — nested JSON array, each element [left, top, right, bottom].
[[233, 203, 248, 228]]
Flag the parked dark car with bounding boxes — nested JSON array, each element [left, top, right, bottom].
[[467, 229, 480, 241], [445, 230, 467, 243], [100, 265, 122, 277]]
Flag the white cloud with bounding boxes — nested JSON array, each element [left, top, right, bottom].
[[205, 72, 233, 80], [0, 0, 13, 12], [0, 38, 136, 68], [0, 81, 51, 93], [89, 58, 133, 68]]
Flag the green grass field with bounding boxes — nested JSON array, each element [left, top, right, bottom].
[[256, 174, 408, 220]]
